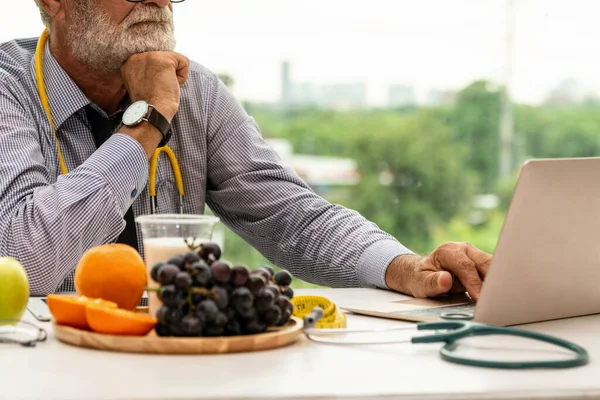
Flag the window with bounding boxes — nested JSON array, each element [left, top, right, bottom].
[[5, 0, 597, 288]]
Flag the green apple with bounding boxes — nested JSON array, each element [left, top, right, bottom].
[[0, 256, 30, 322]]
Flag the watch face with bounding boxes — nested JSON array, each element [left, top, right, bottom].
[[122, 100, 149, 126]]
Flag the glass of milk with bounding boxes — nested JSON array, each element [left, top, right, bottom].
[[135, 213, 220, 317]]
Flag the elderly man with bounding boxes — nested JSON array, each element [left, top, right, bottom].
[[0, 0, 492, 300]]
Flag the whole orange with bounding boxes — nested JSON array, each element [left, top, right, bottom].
[[74, 243, 147, 310]]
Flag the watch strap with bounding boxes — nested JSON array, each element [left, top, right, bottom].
[[147, 106, 172, 147]]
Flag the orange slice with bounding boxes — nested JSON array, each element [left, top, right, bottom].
[[86, 305, 157, 336], [46, 294, 117, 330]]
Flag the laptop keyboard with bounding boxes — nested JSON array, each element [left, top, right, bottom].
[[392, 303, 475, 319]]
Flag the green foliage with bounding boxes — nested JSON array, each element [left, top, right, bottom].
[[342, 110, 478, 253], [515, 105, 600, 159], [430, 210, 506, 254], [496, 171, 520, 212], [217, 80, 600, 288], [450, 81, 504, 192]]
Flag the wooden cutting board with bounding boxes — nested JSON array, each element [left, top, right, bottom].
[[53, 317, 303, 354]]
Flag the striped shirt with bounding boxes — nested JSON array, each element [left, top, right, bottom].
[[0, 36, 413, 296]]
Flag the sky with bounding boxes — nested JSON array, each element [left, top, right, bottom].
[[2, 0, 599, 106]]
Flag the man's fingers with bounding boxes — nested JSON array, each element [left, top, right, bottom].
[[448, 275, 466, 294], [406, 242, 491, 301], [436, 271, 453, 293], [435, 248, 483, 301], [168, 52, 190, 86], [176, 62, 189, 86], [416, 270, 453, 298], [453, 254, 483, 301], [466, 243, 493, 278]]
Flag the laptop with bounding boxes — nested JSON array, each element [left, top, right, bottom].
[[341, 157, 600, 326]]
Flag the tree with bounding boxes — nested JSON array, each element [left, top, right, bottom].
[[516, 105, 600, 159], [343, 110, 477, 253], [451, 80, 504, 193]]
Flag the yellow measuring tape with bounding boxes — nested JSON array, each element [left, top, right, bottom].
[[291, 295, 347, 329]]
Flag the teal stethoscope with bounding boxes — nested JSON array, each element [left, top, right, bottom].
[[302, 307, 590, 369]]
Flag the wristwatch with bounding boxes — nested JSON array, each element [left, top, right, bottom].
[[122, 100, 172, 147]]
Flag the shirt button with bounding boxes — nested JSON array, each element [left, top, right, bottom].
[[131, 189, 137, 198]]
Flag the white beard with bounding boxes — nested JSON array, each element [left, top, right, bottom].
[[66, 3, 176, 73]]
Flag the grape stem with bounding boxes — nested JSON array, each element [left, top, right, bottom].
[[184, 237, 203, 251], [186, 287, 216, 309], [189, 287, 212, 297], [145, 287, 159, 292]]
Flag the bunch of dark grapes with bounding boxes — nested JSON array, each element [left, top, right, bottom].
[[150, 242, 295, 337]]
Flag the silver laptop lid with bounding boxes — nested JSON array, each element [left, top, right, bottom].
[[475, 158, 600, 326]]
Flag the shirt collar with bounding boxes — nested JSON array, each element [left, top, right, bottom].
[[32, 39, 91, 129]]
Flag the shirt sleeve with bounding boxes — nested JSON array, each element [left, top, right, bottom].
[[203, 73, 415, 289], [0, 78, 149, 295]]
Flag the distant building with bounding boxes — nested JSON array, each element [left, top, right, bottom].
[[544, 78, 595, 106], [265, 138, 359, 188], [281, 61, 292, 106], [388, 84, 416, 108], [280, 61, 367, 109], [424, 88, 457, 106]]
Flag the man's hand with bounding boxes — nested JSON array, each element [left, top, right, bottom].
[[385, 242, 493, 301], [120, 51, 190, 122]]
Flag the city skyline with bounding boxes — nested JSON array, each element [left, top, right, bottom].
[[4, 0, 600, 106]]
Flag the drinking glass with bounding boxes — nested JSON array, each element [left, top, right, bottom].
[[135, 214, 220, 317]]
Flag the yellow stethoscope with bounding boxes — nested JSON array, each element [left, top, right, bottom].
[[34, 29, 184, 214]]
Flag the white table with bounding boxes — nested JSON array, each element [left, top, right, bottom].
[[3, 288, 600, 400]]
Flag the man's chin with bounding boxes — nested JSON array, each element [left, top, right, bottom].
[[73, 37, 176, 73], [124, 39, 176, 54], [122, 46, 176, 58]]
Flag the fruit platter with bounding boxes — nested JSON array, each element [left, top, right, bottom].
[[48, 240, 303, 354]]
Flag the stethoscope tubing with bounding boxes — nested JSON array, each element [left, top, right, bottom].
[[302, 313, 589, 369], [35, 28, 184, 214], [436, 325, 590, 369]]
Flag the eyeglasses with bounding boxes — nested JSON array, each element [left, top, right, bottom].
[[0, 320, 48, 347]]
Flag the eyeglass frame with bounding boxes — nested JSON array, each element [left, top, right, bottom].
[[0, 319, 48, 347]]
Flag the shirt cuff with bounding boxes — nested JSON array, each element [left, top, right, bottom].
[[80, 133, 149, 214], [356, 239, 416, 289]]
